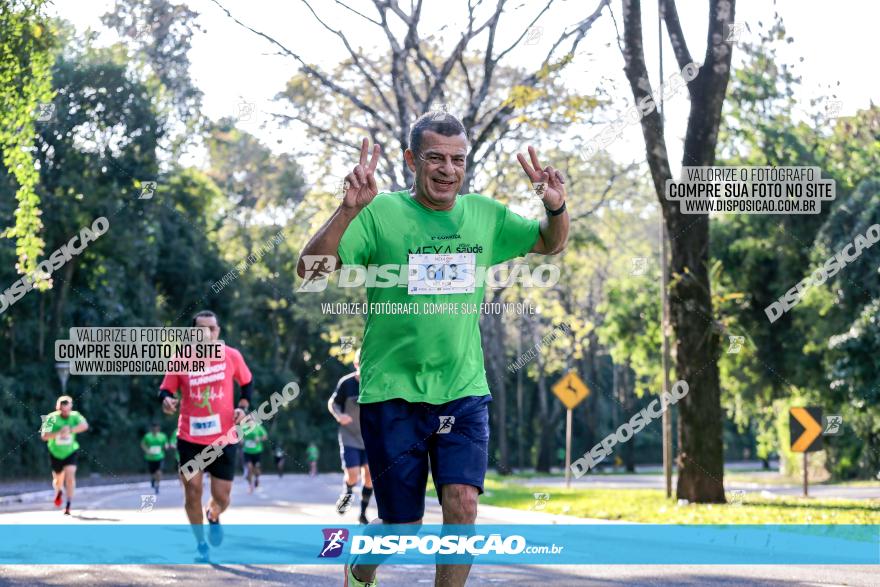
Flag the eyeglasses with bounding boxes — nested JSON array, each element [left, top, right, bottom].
[[418, 152, 466, 168]]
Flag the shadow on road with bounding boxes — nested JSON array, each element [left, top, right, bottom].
[[70, 514, 122, 522], [0, 564, 876, 586]]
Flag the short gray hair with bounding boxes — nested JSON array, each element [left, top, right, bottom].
[[409, 111, 467, 156]]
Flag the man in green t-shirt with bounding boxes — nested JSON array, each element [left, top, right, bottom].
[[40, 395, 89, 516], [298, 111, 568, 587], [306, 442, 319, 477], [241, 422, 268, 493], [141, 423, 168, 495], [166, 429, 180, 486]]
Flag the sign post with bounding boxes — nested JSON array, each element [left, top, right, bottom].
[[789, 407, 823, 497], [565, 408, 573, 487], [803, 452, 808, 497], [552, 371, 590, 488]]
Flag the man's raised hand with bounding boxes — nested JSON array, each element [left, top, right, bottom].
[[342, 137, 381, 210], [516, 146, 566, 209]]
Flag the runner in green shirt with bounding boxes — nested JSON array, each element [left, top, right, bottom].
[[167, 428, 179, 467], [166, 428, 180, 488], [141, 423, 168, 495], [306, 442, 319, 477], [41, 395, 89, 516], [298, 111, 568, 587], [273, 443, 286, 478], [241, 422, 268, 493]]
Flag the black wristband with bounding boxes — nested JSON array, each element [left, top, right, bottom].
[[544, 200, 566, 216], [239, 381, 254, 406], [158, 389, 174, 403]]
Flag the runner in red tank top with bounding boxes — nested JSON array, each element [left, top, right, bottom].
[[159, 310, 253, 562]]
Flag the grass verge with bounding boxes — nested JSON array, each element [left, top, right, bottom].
[[475, 475, 880, 524]]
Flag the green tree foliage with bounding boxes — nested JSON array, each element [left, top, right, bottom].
[[0, 0, 55, 278], [598, 276, 661, 395], [101, 0, 205, 148], [0, 19, 356, 476], [805, 177, 880, 478], [714, 18, 879, 478]]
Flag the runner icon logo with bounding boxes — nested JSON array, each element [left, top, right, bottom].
[[340, 336, 356, 353], [532, 182, 546, 200], [138, 181, 157, 200], [531, 493, 551, 511], [525, 26, 543, 45], [140, 494, 156, 512], [631, 257, 648, 276], [39, 414, 53, 434], [298, 255, 338, 292], [826, 100, 843, 119], [36, 103, 55, 122], [728, 489, 745, 505], [429, 103, 449, 120], [318, 528, 349, 558], [727, 335, 745, 354], [823, 415, 843, 435], [437, 416, 455, 434], [236, 101, 255, 122], [726, 22, 745, 42]]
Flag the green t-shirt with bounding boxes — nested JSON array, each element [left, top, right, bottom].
[[338, 191, 539, 404], [141, 431, 168, 461], [306, 445, 319, 461], [241, 423, 267, 454], [168, 429, 178, 460], [43, 410, 86, 460]]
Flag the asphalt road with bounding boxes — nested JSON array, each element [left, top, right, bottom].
[[0, 473, 876, 586]]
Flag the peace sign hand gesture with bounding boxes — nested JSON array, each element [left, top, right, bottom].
[[342, 137, 382, 211], [516, 146, 566, 210]]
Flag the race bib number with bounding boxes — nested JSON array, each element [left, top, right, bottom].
[[189, 414, 221, 437], [147, 445, 162, 455], [408, 253, 475, 295], [244, 440, 257, 449], [55, 434, 72, 446]]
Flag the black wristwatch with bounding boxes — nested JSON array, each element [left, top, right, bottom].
[[544, 200, 566, 216]]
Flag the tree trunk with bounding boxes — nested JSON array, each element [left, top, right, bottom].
[[583, 328, 601, 451], [669, 216, 724, 501], [516, 321, 525, 470], [38, 295, 45, 361], [494, 343, 510, 474], [611, 362, 624, 471], [52, 261, 75, 340], [8, 317, 15, 370], [622, 364, 636, 472], [284, 340, 297, 372], [622, 0, 733, 502], [533, 324, 557, 473], [495, 307, 510, 473], [270, 309, 282, 373], [482, 298, 510, 474]]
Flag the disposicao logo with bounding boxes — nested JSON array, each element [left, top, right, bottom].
[[319, 528, 349, 558]]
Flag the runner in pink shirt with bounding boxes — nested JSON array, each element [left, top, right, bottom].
[[159, 310, 253, 561]]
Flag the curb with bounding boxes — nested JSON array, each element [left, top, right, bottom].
[[0, 481, 153, 507]]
